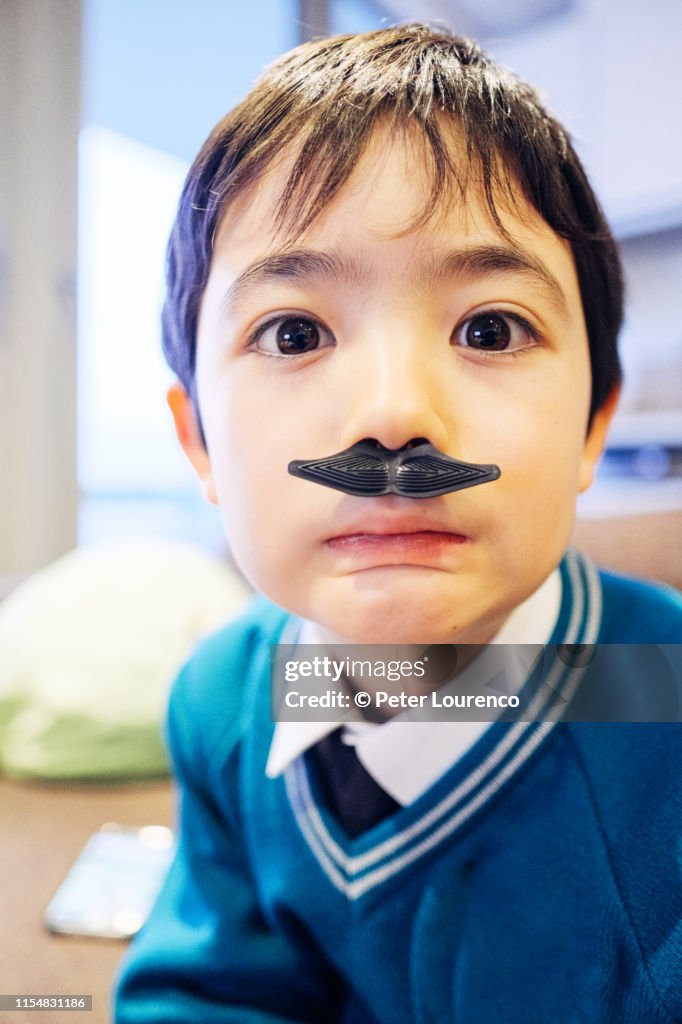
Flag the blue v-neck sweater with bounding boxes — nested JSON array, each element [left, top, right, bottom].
[[114, 550, 682, 1024]]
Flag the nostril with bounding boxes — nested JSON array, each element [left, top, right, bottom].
[[360, 437, 430, 452]]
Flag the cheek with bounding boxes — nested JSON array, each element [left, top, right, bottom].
[[204, 398, 314, 592], [486, 373, 589, 547], [212, 439, 282, 572]]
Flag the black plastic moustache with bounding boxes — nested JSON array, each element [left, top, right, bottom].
[[288, 440, 501, 498]]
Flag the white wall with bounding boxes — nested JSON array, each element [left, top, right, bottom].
[[488, 0, 682, 234], [0, 1, 80, 577]]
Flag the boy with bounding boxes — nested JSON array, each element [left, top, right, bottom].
[[114, 24, 682, 1023]]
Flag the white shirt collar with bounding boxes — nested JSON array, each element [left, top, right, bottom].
[[265, 568, 562, 799]]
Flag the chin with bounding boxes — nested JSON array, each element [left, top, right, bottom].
[[319, 591, 471, 646]]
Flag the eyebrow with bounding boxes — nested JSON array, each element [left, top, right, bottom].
[[220, 243, 571, 321]]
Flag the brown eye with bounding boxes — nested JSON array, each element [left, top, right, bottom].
[[276, 318, 320, 354], [452, 309, 540, 356], [465, 313, 511, 351], [252, 314, 333, 357]]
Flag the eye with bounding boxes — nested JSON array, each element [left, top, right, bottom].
[[251, 315, 334, 356], [453, 310, 540, 354]]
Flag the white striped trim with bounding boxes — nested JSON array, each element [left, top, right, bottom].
[[286, 551, 602, 898], [285, 766, 351, 895], [542, 550, 603, 720], [350, 723, 555, 899]]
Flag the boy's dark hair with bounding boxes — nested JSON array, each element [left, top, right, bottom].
[[163, 23, 623, 433]]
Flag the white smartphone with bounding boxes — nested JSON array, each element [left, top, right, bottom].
[[44, 823, 175, 939]]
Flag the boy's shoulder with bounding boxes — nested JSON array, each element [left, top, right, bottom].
[[559, 555, 681, 725], [566, 561, 681, 855], [594, 560, 682, 643], [167, 594, 291, 765], [178, 593, 290, 686]]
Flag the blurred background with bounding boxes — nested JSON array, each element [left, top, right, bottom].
[[1, 0, 681, 589]]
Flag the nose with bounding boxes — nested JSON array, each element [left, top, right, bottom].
[[338, 320, 450, 453]]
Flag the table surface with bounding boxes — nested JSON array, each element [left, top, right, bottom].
[[0, 777, 173, 1024]]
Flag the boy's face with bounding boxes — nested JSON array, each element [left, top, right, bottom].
[[177, 124, 616, 644]]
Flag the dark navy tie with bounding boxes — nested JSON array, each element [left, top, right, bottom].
[[313, 729, 401, 838]]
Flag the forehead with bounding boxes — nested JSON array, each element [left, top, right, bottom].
[[206, 122, 583, 321]]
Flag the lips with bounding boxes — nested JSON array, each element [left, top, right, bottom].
[[325, 514, 470, 567], [326, 511, 470, 541]]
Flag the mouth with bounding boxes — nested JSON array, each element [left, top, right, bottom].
[[325, 518, 470, 567]]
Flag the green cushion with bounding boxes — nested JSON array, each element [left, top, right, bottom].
[[0, 542, 250, 780]]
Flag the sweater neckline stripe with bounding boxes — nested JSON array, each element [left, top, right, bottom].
[[346, 722, 556, 899]]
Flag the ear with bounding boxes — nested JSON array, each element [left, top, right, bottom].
[[578, 386, 620, 493], [167, 382, 217, 504]]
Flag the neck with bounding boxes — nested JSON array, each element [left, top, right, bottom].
[[311, 632, 494, 721]]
